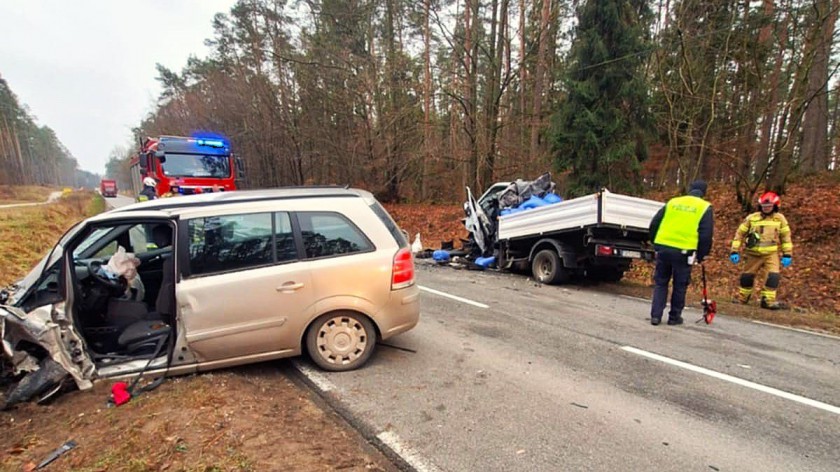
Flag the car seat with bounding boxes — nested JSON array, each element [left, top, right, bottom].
[[115, 224, 174, 355]]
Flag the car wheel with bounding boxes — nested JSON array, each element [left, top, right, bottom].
[[532, 249, 569, 285], [306, 312, 377, 372]]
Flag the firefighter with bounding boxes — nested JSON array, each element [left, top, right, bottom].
[[138, 177, 157, 201], [729, 191, 794, 310], [161, 181, 183, 198]]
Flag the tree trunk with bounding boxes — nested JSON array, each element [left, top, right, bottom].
[[799, 0, 838, 173], [529, 0, 551, 162], [422, 0, 432, 200]]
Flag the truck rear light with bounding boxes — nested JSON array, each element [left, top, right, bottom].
[[392, 248, 415, 290], [596, 244, 613, 256]]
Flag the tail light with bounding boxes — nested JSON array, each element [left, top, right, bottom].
[[596, 244, 613, 256], [392, 248, 415, 290]]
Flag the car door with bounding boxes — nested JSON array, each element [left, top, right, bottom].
[[177, 211, 314, 364]]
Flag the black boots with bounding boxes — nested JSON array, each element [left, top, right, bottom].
[[761, 298, 787, 310]]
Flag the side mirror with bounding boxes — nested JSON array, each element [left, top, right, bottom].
[[138, 153, 148, 174]]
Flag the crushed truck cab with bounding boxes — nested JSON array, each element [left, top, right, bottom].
[[463, 175, 664, 284]]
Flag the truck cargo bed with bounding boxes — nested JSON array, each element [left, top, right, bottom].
[[497, 190, 664, 241]]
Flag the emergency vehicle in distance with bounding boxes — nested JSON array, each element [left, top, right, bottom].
[[129, 135, 244, 200], [99, 178, 118, 198]]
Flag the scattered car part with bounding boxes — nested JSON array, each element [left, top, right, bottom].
[[36, 439, 77, 470]]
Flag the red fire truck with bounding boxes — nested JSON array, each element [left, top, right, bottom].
[[99, 178, 118, 197], [129, 135, 244, 200]]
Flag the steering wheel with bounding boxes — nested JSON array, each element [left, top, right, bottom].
[[86, 260, 125, 292]]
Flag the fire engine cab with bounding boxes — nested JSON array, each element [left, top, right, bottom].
[[130, 135, 244, 200]]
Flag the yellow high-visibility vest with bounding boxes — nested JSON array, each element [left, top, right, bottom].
[[654, 195, 710, 250]]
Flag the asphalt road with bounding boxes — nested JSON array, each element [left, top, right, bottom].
[[104, 195, 840, 471], [298, 263, 840, 472], [104, 193, 135, 208]]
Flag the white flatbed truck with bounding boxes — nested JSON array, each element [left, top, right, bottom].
[[464, 185, 664, 284]]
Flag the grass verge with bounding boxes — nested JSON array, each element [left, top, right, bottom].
[[0, 185, 57, 204], [0, 190, 104, 286]]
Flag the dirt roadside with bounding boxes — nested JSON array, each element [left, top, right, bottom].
[[1, 363, 400, 472]]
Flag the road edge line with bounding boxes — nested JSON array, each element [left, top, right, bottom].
[[750, 320, 840, 340], [290, 360, 441, 472]]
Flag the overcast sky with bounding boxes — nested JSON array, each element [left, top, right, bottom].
[[0, 0, 237, 174]]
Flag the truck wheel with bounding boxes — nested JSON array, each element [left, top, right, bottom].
[[532, 249, 569, 285]]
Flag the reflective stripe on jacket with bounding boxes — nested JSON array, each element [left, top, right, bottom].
[[653, 195, 711, 251], [730, 211, 793, 255]]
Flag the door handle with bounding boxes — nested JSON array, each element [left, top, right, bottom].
[[277, 282, 305, 292]]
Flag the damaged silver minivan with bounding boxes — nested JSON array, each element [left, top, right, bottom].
[[1, 187, 419, 408]]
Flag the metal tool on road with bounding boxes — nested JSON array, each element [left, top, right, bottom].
[[698, 263, 717, 325]]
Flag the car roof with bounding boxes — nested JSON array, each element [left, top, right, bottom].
[[111, 187, 375, 217]]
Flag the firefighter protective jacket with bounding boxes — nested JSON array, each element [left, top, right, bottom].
[[730, 211, 793, 256]]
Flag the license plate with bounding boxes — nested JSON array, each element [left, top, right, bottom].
[[621, 250, 642, 258]]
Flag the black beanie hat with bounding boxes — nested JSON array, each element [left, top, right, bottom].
[[689, 180, 707, 197]]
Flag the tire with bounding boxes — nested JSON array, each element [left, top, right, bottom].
[[2, 359, 69, 410], [306, 312, 377, 372], [531, 249, 569, 285]]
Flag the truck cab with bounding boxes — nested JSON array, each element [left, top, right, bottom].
[[100, 179, 117, 198]]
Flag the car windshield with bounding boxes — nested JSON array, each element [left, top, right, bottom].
[[161, 153, 230, 178]]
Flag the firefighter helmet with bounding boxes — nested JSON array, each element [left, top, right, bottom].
[[758, 191, 780, 212], [143, 177, 157, 187], [758, 191, 780, 206]]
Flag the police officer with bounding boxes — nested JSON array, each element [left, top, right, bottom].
[[730, 191, 793, 310], [648, 180, 715, 326]]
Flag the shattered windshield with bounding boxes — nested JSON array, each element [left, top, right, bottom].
[[161, 153, 230, 178]]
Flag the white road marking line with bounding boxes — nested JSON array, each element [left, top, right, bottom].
[[292, 361, 335, 392], [419, 285, 489, 309], [751, 320, 840, 340], [621, 346, 840, 416], [377, 430, 441, 472]]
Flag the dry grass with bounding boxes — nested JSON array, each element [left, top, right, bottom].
[[0, 185, 57, 205], [0, 190, 104, 286]]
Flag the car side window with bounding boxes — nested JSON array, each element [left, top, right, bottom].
[[188, 213, 273, 276], [274, 212, 297, 263], [297, 212, 373, 259]]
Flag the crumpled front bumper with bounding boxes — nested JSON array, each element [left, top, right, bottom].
[[1, 304, 94, 391]]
